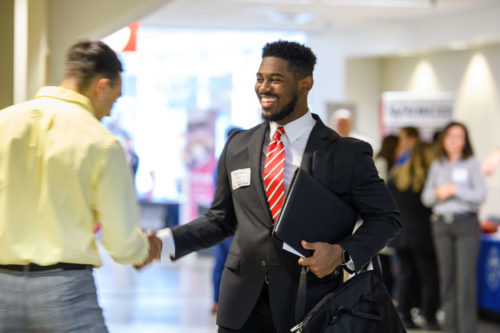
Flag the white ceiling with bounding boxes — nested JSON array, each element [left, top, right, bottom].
[[141, 0, 500, 31]]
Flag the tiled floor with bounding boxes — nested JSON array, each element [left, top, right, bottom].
[[94, 250, 500, 333], [95, 253, 217, 333]]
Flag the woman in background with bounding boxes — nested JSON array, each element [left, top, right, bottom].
[[388, 142, 440, 330], [422, 122, 486, 333], [374, 135, 399, 182]]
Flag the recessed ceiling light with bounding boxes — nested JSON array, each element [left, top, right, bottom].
[[294, 12, 316, 24], [266, 11, 316, 25]]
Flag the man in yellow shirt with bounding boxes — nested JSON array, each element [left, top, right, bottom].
[[0, 40, 161, 332]]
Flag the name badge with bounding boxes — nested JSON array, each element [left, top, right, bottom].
[[452, 168, 468, 183], [231, 168, 251, 190]]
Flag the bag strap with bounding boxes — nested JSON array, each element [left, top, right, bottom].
[[294, 255, 383, 324], [294, 137, 384, 324], [294, 266, 309, 323], [294, 137, 340, 324], [371, 254, 383, 279]]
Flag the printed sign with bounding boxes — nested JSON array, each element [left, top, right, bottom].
[[380, 91, 454, 141]]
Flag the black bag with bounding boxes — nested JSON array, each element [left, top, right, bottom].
[[291, 257, 406, 333]]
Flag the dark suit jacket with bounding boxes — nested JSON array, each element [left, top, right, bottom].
[[172, 114, 401, 332], [387, 180, 435, 253]]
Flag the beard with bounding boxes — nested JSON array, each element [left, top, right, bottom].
[[261, 94, 298, 122]]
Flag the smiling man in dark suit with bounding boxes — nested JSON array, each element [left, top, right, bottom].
[[157, 40, 401, 333]]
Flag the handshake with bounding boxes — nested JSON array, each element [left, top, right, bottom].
[[135, 230, 163, 269]]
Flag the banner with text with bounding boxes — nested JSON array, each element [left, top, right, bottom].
[[380, 91, 454, 141]]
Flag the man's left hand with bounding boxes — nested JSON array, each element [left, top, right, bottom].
[[298, 241, 343, 278]]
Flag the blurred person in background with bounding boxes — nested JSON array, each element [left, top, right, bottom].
[[0, 40, 161, 332], [374, 134, 399, 182], [396, 126, 420, 166], [329, 108, 377, 151], [373, 134, 399, 298], [123, 133, 139, 186], [329, 109, 352, 138], [388, 142, 440, 330], [212, 126, 242, 314], [422, 122, 486, 333]]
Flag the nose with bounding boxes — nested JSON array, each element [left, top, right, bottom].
[[258, 80, 271, 94]]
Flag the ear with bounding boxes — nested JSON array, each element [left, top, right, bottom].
[[94, 78, 111, 98], [300, 76, 314, 95]]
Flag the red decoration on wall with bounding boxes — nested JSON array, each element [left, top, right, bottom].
[[122, 21, 140, 52]]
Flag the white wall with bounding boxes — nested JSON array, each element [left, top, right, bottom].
[[306, 31, 347, 123], [27, 0, 49, 100], [380, 46, 500, 163], [2, 0, 171, 106], [345, 58, 382, 147], [304, 2, 500, 137], [346, 44, 500, 218], [48, 0, 170, 84]]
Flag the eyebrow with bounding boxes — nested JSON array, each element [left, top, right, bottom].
[[256, 72, 285, 77]]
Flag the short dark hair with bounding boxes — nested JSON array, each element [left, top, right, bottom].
[[437, 121, 474, 160], [400, 126, 420, 139], [63, 40, 123, 91], [262, 40, 317, 78]]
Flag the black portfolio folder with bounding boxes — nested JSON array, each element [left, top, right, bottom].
[[273, 168, 357, 258]]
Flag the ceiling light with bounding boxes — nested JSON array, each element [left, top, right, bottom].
[[266, 11, 316, 25], [294, 12, 316, 24], [267, 12, 287, 24]]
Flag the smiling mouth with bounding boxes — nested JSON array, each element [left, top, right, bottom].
[[260, 95, 277, 109]]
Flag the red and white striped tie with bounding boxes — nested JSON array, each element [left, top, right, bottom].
[[264, 126, 286, 222]]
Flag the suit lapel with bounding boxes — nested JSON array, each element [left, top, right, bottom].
[[300, 114, 339, 174], [248, 122, 274, 227], [247, 115, 339, 228]]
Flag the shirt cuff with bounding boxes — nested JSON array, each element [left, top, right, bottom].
[[157, 228, 176, 260]]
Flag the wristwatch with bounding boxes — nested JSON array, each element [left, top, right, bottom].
[[342, 249, 350, 264], [342, 249, 355, 273]]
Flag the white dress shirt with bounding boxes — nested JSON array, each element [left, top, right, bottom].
[[158, 111, 316, 258], [264, 112, 316, 192]]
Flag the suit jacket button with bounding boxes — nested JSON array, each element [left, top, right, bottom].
[[261, 260, 267, 267]]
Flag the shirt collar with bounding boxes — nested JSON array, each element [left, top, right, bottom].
[[269, 111, 315, 143], [34, 86, 95, 116]]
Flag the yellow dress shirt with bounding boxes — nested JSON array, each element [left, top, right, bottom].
[[0, 86, 149, 266]]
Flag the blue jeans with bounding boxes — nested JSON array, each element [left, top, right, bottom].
[[0, 268, 108, 332], [213, 237, 233, 303]]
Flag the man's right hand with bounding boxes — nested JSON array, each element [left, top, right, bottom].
[[298, 241, 343, 278]]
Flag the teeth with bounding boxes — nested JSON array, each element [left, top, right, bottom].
[[262, 97, 276, 102]]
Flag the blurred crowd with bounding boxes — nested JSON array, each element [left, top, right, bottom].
[[372, 122, 486, 332]]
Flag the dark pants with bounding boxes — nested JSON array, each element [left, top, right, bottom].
[[218, 284, 276, 333], [432, 214, 480, 333], [396, 246, 440, 324], [379, 253, 394, 297]]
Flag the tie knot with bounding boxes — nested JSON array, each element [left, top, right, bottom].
[[273, 126, 285, 141]]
